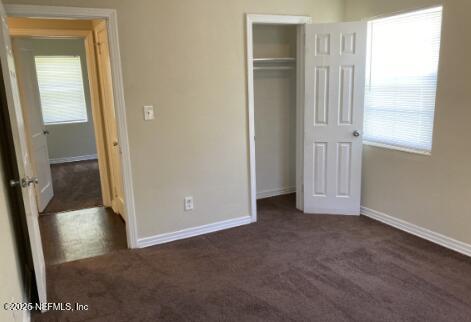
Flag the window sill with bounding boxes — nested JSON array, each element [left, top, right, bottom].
[[45, 120, 88, 126], [363, 141, 431, 156]]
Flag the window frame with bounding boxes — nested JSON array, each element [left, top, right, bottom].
[[34, 55, 89, 126], [363, 140, 432, 156], [363, 6, 443, 156]]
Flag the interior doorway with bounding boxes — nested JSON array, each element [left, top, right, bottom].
[[253, 24, 298, 202], [0, 3, 137, 305], [247, 15, 368, 219], [246, 15, 310, 222], [13, 36, 103, 215], [8, 17, 127, 265], [252, 24, 300, 215]]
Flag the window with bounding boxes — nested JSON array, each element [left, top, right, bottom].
[[34, 55, 88, 125], [364, 7, 443, 154]]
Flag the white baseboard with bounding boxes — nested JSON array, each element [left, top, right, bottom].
[[137, 215, 252, 248], [257, 186, 296, 200], [361, 206, 471, 257], [49, 154, 98, 164]]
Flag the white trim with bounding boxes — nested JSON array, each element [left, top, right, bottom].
[[306, 208, 360, 216], [257, 186, 296, 200], [137, 216, 252, 248], [361, 206, 471, 257], [6, 4, 115, 19], [247, 14, 312, 25], [246, 15, 256, 223], [22, 310, 30, 322], [6, 4, 139, 249], [363, 5, 443, 22], [49, 154, 97, 164], [246, 14, 311, 223], [45, 120, 88, 126], [295, 24, 306, 211], [12, 309, 30, 322], [363, 141, 431, 156]]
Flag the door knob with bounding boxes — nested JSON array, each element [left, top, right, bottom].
[[353, 130, 361, 137], [43, 129, 50, 135], [9, 176, 38, 188], [9, 179, 22, 187], [113, 141, 119, 147]]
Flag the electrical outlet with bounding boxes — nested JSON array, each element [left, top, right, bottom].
[[184, 196, 194, 211]]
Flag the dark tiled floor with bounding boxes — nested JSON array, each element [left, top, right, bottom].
[[42, 160, 103, 214], [39, 207, 127, 266]]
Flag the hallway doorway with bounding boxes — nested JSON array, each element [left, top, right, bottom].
[[9, 17, 128, 266]]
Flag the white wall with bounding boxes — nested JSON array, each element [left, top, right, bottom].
[[4, 0, 345, 240], [253, 25, 297, 58], [254, 25, 297, 198], [0, 154, 27, 322], [344, 0, 471, 245], [14, 37, 97, 162]]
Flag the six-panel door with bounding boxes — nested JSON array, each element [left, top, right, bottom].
[[304, 22, 367, 215]]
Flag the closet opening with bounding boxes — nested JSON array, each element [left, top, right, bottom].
[[247, 15, 311, 222], [254, 24, 297, 202]]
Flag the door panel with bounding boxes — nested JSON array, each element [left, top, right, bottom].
[[93, 21, 125, 218], [0, 1, 47, 304], [304, 22, 367, 215], [314, 67, 329, 125], [13, 39, 54, 212], [313, 142, 327, 196]]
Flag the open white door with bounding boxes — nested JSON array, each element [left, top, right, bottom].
[[304, 22, 367, 215], [13, 39, 54, 212], [0, 2, 47, 304]]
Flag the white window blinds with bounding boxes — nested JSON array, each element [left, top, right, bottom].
[[34, 55, 88, 125], [364, 7, 442, 153]]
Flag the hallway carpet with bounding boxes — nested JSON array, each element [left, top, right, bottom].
[[42, 160, 102, 214], [33, 194, 471, 321]]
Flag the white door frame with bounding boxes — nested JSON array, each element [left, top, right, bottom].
[[246, 14, 311, 222], [5, 4, 139, 248]]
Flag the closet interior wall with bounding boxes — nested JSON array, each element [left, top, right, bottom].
[[253, 25, 298, 199]]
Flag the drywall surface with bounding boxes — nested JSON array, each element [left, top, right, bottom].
[[254, 25, 297, 197], [254, 70, 296, 197], [4, 0, 344, 239], [344, 0, 471, 244], [14, 37, 97, 162], [253, 25, 297, 59], [0, 154, 27, 322]]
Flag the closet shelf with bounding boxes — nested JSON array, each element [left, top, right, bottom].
[[253, 66, 294, 71], [253, 57, 296, 64], [253, 57, 296, 71]]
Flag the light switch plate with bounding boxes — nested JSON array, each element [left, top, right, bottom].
[[144, 105, 154, 121], [184, 196, 194, 211]]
